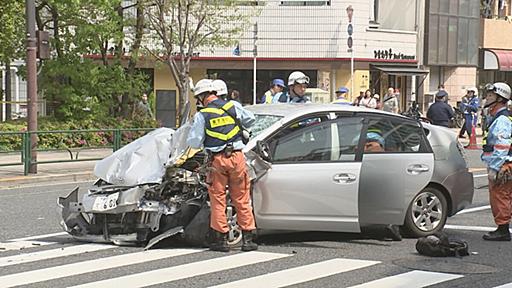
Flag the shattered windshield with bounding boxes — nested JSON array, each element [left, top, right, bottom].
[[251, 114, 283, 137]]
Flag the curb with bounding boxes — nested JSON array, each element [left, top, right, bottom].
[[0, 172, 96, 189]]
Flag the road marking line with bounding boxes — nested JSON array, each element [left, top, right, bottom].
[[0, 241, 57, 252], [9, 232, 67, 241], [346, 270, 463, 288], [473, 174, 488, 178], [0, 248, 203, 287], [445, 224, 512, 233], [68, 251, 291, 288], [209, 258, 380, 288], [494, 283, 512, 288], [0, 244, 114, 267], [457, 205, 491, 214]]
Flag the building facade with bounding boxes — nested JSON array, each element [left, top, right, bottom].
[[150, 0, 424, 125]]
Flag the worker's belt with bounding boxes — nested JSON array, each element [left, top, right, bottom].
[[209, 143, 240, 157]]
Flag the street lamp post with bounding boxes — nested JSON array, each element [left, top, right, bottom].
[[26, 0, 38, 173]]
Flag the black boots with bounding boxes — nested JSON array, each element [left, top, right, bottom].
[[209, 230, 230, 252], [241, 230, 258, 251], [483, 224, 511, 241]]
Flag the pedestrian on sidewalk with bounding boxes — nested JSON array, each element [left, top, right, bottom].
[[187, 79, 258, 252], [427, 91, 454, 127], [382, 87, 399, 114], [261, 79, 285, 104], [481, 82, 512, 241], [461, 87, 479, 139], [332, 87, 352, 105], [359, 89, 377, 109]]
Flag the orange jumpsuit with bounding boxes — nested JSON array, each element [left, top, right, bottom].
[[208, 151, 256, 233]]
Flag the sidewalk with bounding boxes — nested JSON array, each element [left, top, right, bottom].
[[0, 149, 112, 189]]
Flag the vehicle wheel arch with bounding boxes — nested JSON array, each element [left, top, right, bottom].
[[425, 182, 453, 216]]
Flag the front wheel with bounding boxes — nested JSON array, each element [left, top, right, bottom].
[[402, 187, 448, 237]]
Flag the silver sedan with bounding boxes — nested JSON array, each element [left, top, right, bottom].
[[244, 103, 474, 237]]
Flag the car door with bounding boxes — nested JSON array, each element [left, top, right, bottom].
[[252, 113, 365, 232], [357, 114, 434, 226]]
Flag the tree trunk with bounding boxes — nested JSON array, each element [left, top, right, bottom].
[[50, 5, 62, 58], [5, 61, 11, 121]]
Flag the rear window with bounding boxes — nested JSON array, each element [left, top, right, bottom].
[[251, 114, 283, 137]]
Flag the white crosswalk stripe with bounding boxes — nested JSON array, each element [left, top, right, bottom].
[[0, 240, 57, 252], [209, 258, 380, 288], [0, 248, 203, 288], [68, 251, 291, 288], [0, 232, 475, 288], [494, 284, 512, 288], [346, 270, 463, 288], [0, 243, 114, 267]]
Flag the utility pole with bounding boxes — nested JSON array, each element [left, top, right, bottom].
[[253, 23, 258, 105], [26, 0, 38, 173]]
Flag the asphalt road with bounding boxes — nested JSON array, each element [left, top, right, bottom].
[[0, 154, 511, 288]]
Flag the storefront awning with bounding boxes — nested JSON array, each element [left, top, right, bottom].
[[372, 66, 429, 76], [483, 49, 512, 71]]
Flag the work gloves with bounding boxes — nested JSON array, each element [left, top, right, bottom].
[[496, 162, 512, 185]]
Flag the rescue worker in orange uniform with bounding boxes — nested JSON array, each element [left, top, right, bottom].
[[481, 82, 512, 241], [187, 79, 258, 252]]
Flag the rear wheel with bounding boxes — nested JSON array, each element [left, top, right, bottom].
[[402, 187, 448, 237]]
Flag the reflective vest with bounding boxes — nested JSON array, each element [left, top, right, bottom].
[[200, 99, 241, 148], [262, 90, 273, 104], [332, 97, 352, 105]]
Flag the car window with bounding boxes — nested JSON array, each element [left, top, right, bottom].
[[335, 117, 364, 161], [251, 114, 283, 137], [365, 117, 429, 153], [268, 115, 332, 162]]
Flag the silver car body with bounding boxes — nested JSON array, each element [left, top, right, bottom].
[[244, 104, 473, 233]]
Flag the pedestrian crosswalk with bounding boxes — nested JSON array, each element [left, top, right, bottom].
[[0, 232, 507, 288]]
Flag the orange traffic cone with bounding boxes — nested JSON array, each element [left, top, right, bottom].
[[465, 119, 479, 150]]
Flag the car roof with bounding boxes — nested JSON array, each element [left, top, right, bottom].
[[245, 103, 405, 119]]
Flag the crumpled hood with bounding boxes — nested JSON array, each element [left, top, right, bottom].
[[94, 126, 183, 185]]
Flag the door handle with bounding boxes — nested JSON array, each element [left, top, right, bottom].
[[333, 173, 356, 183], [407, 164, 430, 174]]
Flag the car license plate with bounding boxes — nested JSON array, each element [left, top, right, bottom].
[[92, 192, 119, 211]]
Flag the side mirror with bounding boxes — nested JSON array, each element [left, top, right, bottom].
[[256, 140, 272, 162]]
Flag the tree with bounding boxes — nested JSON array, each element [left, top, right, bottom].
[[145, 0, 255, 121], [0, 0, 25, 120], [35, 0, 150, 120]]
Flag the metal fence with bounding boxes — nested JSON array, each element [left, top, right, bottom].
[[0, 128, 155, 175]]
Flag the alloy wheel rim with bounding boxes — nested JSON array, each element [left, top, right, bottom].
[[411, 192, 443, 232]]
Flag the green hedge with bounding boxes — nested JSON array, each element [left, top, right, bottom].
[[0, 117, 159, 152]]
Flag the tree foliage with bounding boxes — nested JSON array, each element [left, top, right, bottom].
[[145, 0, 255, 120], [35, 0, 149, 121], [0, 0, 25, 63]]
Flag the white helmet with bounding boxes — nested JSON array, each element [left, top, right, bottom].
[[212, 79, 228, 96], [194, 79, 215, 97], [467, 87, 478, 96], [288, 71, 310, 86], [486, 82, 511, 100]]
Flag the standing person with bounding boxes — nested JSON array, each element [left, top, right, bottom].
[[481, 82, 512, 241], [438, 84, 450, 103], [352, 90, 364, 106], [382, 87, 399, 113], [261, 78, 285, 104], [275, 71, 311, 103], [230, 89, 241, 103], [187, 79, 258, 252], [374, 94, 382, 109], [212, 79, 229, 100], [332, 87, 352, 105], [133, 93, 153, 118], [461, 87, 480, 139], [458, 92, 470, 138], [427, 91, 454, 127], [359, 89, 377, 108]]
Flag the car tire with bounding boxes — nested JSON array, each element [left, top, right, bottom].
[[402, 187, 448, 238]]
